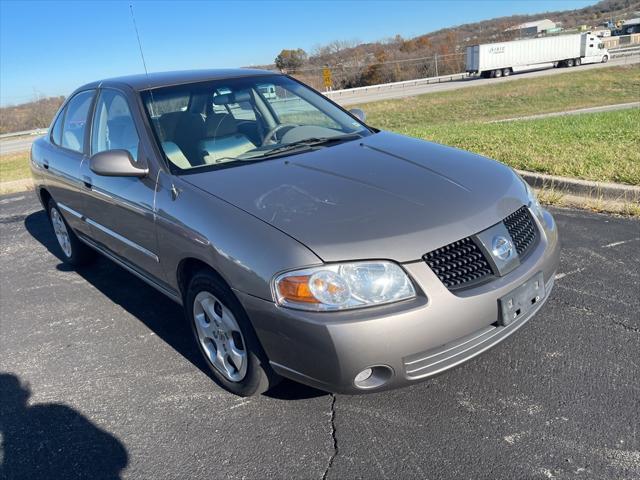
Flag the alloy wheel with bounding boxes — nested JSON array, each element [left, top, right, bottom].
[[51, 208, 72, 258], [193, 291, 248, 382]]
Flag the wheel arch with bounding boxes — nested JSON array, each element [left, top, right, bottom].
[[38, 187, 53, 215], [176, 257, 231, 300]]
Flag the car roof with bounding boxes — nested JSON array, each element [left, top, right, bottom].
[[77, 68, 278, 92]]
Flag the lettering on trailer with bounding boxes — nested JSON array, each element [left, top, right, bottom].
[[489, 46, 505, 54]]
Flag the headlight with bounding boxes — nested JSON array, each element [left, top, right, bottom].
[[274, 261, 416, 311], [515, 172, 545, 225], [523, 180, 545, 224]]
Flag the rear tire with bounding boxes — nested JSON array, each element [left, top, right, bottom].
[[493, 69, 502, 78], [566, 58, 575, 67], [575, 58, 581, 66], [185, 269, 281, 397], [47, 199, 94, 266], [502, 68, 511, 77]]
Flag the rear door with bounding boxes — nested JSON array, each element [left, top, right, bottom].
[[45, 89, 96, 236], [82, 87, 165, 281]]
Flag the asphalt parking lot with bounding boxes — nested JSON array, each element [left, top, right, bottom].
[[1, 192, 638, 480]]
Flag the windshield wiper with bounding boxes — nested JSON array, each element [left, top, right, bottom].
[[289, 133, 363, 148], [239, 133, 362, 160]]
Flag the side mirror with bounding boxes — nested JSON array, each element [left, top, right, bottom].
[[89, 150, 148, 177], [349, 108, 366, 123]]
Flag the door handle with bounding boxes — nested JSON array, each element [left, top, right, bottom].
[[42, 159, 49, 170], [82, 175, 92, 189]]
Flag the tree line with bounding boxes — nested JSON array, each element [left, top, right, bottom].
[[271, 0, 638, 91], [0, 96, 64, 135], [1, 0, 636, 135]]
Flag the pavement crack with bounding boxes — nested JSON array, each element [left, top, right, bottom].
[[613, 320, 640, 334], [322, 393, 338, 480]]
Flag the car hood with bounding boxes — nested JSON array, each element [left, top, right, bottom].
[[183, 131, 528, 263]]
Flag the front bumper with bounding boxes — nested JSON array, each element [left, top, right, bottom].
[[239, 209, 560, 394]]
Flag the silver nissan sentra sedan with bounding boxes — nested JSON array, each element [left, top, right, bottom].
[[30, 69, 560, 396]]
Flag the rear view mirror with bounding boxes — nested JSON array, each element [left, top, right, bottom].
[[89, 150, 148, 177], [349, 108, 366, 123]]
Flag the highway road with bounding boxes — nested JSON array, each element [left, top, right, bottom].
[[0, 134, 43, 155], [1, 55, 638, 155], [327, 55, 640, 106], [1, 192, 639, 479]]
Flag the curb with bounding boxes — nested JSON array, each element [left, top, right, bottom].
[[517, 170, 640, 203], [0, 178, 33, 195]]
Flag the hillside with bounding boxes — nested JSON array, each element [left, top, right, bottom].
[[1, 0, 638, 135], [275, 0, 640, 90], [0, 96, 64, 135]]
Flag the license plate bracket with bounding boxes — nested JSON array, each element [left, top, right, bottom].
[[498, 272, 545, 326]]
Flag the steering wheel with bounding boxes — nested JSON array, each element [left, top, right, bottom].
[[261, 124, 296, 146]]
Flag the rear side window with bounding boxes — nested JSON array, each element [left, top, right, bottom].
[[61, 90, 95, 153], [91, 90, 140, 161]]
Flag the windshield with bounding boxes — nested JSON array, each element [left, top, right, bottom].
[[141, 75, 371, 173]]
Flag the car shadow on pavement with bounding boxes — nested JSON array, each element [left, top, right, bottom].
[[24, 210, 325, 401], [0, 372, 128, 479]]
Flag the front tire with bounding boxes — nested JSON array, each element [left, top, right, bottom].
[[575, 58, 581, 66], [185, 270, 281, 396], [47, 199, 94, 266], [602, 55, 609, 63]]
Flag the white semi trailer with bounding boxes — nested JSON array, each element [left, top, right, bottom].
[[466, 33, 609, 78]]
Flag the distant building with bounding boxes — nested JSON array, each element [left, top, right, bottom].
[[620, 18, 640, 35], [506, 19, 557, 37]]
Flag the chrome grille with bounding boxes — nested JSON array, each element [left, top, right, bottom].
[[424, 205, 540, 291], [423, 237, 494, 290], [503, 206, 538, 258]]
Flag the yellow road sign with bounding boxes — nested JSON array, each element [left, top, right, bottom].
[[322, 67, 332, 88]]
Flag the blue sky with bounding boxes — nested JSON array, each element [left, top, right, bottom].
[[0, 0, 596, 106]]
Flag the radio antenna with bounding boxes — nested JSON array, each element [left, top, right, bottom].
[[129, 3, 156, 116]]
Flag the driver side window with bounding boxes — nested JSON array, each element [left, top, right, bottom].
[[91, 90, 140, 161]]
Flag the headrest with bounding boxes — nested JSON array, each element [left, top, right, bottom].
[[212, 90, 251, 105], [204, 114, 237, 138]]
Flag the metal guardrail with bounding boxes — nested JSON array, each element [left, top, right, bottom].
[[610, 45, 640, 57], [2, 48, 638, 139], [325, 72, 468, 98], [0, 128, 47, 140], [325, 48, 639, 99]]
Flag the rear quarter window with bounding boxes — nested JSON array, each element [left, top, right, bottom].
[[61, 90, 95, 153], [50, 110, 64, 146]]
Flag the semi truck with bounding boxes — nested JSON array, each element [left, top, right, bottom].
[[466, 33, 609, 78]]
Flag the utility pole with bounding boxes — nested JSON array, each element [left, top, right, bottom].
[[434, 53, 439, 77]]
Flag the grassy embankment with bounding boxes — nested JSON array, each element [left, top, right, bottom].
[[0, 151, 30, 183], [1, 65, 639, 193], [358, 65, 640, 185]]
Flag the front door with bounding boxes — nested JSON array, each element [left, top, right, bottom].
[[82, 88, 164, 282]]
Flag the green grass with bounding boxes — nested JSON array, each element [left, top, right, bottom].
[[403, 109, 640, 185], [0, 152, 30, 183], [357, 66, 640, 131], [355, 65, 640, 185], [1, 66, 638, 189]]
